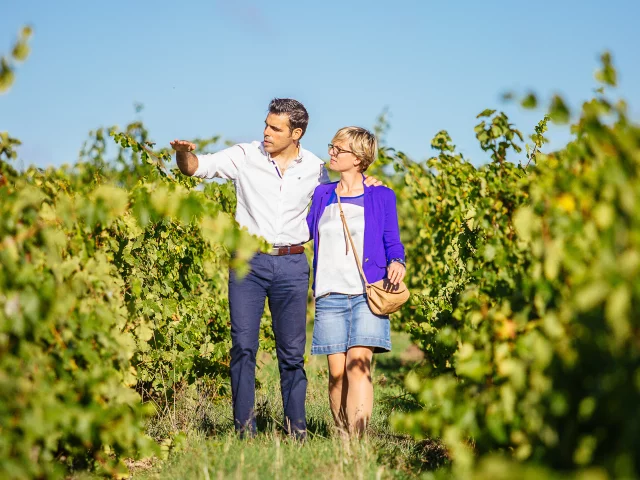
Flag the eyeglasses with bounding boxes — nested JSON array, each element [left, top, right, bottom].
[[328, 143, 354, 156]]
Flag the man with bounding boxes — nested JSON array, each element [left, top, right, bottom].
[[171, 98, 379, 438]]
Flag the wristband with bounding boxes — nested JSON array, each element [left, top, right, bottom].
[[388, 258, 406, 268]]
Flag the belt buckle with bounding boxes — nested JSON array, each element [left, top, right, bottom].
[[271, 245, 287, 256]]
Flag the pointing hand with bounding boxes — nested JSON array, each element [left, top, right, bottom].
[[170, 139, 196, 152]]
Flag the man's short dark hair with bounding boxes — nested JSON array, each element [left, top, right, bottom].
[[268, 98, 309, 138]]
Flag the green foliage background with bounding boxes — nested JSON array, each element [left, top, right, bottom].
[[390, 53, 640, 479], [0, 121, 270, 478], [1, 50, 639, 479]]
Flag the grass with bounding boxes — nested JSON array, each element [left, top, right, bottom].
[[74, 323, 447, 479]]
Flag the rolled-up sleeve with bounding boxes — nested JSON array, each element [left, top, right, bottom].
[[193, 144, 247, 180], [383, 189, 405, 263]]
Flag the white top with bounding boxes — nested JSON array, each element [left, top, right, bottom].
[[314, 193, 366, 298], [193, 141, 329, 245]]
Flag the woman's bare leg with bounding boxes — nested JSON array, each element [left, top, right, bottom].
[[345, 346, 374, 436], [327, 353, 348, 431]]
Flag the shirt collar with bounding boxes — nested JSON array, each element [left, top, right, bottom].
[[262, 142, 304, 164]]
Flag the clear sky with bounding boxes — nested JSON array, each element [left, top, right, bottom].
[[1, 0, 639, 169]]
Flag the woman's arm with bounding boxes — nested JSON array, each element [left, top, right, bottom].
[[382, 189, 405, 261], [306, 188, 321, 241], [382, 189, 406, 284]]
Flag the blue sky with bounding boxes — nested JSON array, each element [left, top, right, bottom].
[[1, 0, 639, 169]]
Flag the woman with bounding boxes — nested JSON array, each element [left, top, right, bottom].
[[306, 126, 406, 437]]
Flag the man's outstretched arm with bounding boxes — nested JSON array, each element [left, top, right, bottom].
[[170, 139, 198, 176]]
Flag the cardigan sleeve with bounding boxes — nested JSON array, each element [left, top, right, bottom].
[[382, 189, 405, 264], [306, 206, 314, 241], [306, 187, 321, 241]]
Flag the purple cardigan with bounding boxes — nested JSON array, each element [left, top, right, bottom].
[[306, 178, 405, 292]]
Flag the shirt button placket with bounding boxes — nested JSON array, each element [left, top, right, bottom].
[[275, 168, 286, 243]]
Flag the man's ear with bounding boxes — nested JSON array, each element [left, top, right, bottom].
[[292, 128, 303, 141]]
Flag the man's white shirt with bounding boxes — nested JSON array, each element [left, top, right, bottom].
[[193, 141, 330, 246]]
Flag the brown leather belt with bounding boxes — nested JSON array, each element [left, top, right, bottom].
[[265, 245, 305, 256]]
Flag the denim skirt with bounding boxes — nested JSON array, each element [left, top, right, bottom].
[[311, 293, 391, 355]]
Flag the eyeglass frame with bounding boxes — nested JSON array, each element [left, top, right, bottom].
[[328, 143, 355, 156]]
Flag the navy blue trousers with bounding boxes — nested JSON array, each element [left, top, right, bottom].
[[228, 252, 309, 437]]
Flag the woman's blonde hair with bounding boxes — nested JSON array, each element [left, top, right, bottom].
[[331, 126, 378, 172]]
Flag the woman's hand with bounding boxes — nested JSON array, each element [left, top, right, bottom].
[[387, 261, 406, 285]]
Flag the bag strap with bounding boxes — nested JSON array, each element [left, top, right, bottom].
[[335, 190, 370, 287]]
